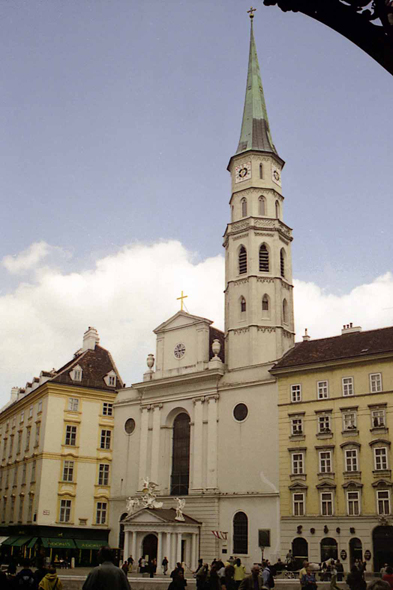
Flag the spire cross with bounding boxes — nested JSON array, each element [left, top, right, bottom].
[[177, 290, 188, 311], [247, 6, 257, 19]]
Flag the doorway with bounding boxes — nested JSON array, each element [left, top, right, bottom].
[[349, 538, 363, 566], [292, 538, 308, 570], [142, 534, 158, 561], [373, 526, 393, 572], [320, 538, 338, 562]]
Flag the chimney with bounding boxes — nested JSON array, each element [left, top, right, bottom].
[[83, 327, 100, 351], [302, 328, 310, 342], [341, 323, 362, 335], [10, 387, 19, 403]]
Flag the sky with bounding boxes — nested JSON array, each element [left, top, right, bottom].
[[0, 0, 392, 404]]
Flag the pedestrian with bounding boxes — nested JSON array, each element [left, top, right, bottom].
[[381, 565, 389, 577], [299, 561, 309, 587], [38, 566, 63, 590], [346, 565, 366, 590], [233, 558, 246, 590], [171, 563, 185, 580], [383, 567, 393, 589], [34, 557, 49, 587], [162, 556, 169, 575], [127, 555, 134, 573], [122, 561, 130, 576], [262, 561, 275, 589], [329, 562, 340, 590], [168, 570, 187, 590], [196, 563, 209, 590], [209, 564, 222, 590], [221, 565, 236, 590], [336, 560, 344, 582], [14, 558, 36, 589], [82, 546, 131, 590], [301, 567, 317, 590], [239, 565, 264, 590], [148, 559, 155, 578]]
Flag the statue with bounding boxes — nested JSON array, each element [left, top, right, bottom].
[[175, 497, 186, 521], [126, 497, 140, 515], [140, 477, 163, 509]]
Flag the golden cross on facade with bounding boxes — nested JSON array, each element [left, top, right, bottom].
[[177, 290, 188, 311], [247, 6, 257, 18]]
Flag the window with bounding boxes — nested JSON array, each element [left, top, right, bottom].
[[5, 421, 9, 432], [370, 373, 382, 393], [34, 423, 40, 447], [37, 400, 42, 413], [10, 496, 15, 522], [17, 431, 22, 454], [240, 297, 246, 313], [291, 418, 303, 435], [259, 244, 269, 272], [282, 299, 288, 324], [241, 198, 247, 217], [321, 492, 333, 516], [233, 512, 248, 554], [22, 463, 26, 485], [319, 451, 332, 473], [31, 460, 36, 482], [65, 425, 77, 446], [9, 435, 14, 457], [103, 403, 113, 416], [171, 413, 190, 495], [100, 429, 111, 450], [74, 369, 82, 381], [125, 418, 136, 434], [259, 196, 266, 215], [98, 464, 110, 486], [293, 493, 305, 516], [62, 461, 74, 482], [29, 406, 33, 419], [20, 411, 24, 423], [25, 428, 31, 451], [343, 412, 357, 431], [280, 249, 285, 278], [68, 398, 79, 412], [13, 465, 18, 486], [342, 377, 354, 396], [262, 294, 269, 314], [347, 491, 360, 516], [292, 453, 304, 475], [345, 449, 358, 472], [372, 408, 386, 428], [318, 415, 331, 433], [4, 470, 8, 488], [238, 246, 247, 274], [375, 447, 388, 471], [108, 375, 116, 386], [259, 163, 263, 179], [96, 502, 107, 524], [291, 384, 302, 403], [18, 496, 24, 522], [233, 404, 248, 422], [59, 499, 72, 523], [27, 496, 33, 522], [377, 490, 390, 515], [317, 381, 329, 400], [275, 200, 280, 219]]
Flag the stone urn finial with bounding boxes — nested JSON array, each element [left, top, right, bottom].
[[212, 339, 221, 358], [146, 354, 155, 370]]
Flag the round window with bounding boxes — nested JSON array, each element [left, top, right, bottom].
[[125, 418, 136, 435], [233, 403, 248, 422]]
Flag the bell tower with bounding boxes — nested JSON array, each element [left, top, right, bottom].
[[223, 9, 295, 370]]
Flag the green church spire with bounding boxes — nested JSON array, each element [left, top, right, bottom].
[[236, 10, 278, 156]]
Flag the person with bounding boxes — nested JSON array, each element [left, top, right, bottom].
[[196, 563, 209, 590], [162, 557, 169, 575], [336, 560, 344, 582], [381, 565, 389, 577], [299, 562, 309, 587], [329, 562, 340, 590], [368, 581, 391, 590], [383, 567, 393, 589], [34, 557, 49, 586], [208, 564, 222, 590], [82, 546, 131, 590], [171, 563, 185, 580], [301, 567, 317, 590], [221, 565, 236, 590], [127, 555, 134, 572], [168, 570, 187, 590], [14, 558, 36, 589], [122, 561, 130, 576], [234, 558, 246, 590], [262, 561, 275, 589], [217, 561, 226, 579], [39, 566, 63, 590], [0, 570, 11, 590], [239, 565, 264, 590], [346, 565, 366, 590]]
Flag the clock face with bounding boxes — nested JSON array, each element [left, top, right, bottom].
[[174, 343, 186, 359], [235, 161, 252, 183], [272, 166, 282, 186]]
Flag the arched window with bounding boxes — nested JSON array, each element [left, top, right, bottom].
[[240, 297, 246, 313], [233, 512, 248, 554], [275, 200, 280, 219], [171, 413, 190, 496], [283, 299, 288, 324], [259, 163, 263, 179], [280, 249, 285, 278], [259, 196, 266, 216], [239, 246, 247, 274], [241, 198, 247, 217], [262, 294, 269, 315], [259, 244, 269, 272]]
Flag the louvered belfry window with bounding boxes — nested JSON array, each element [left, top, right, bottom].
[[259, 244, 269, 272], [259, 196, 266, 215], [239, 246, 247, 274], [280, 249, 285, 278]]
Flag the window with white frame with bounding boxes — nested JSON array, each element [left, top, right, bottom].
[[321, 491, 334, 516], [10, 496, 15, 522], [13, 465, 18, 486], [29, 406, 33, 419], [108, 375, 116, 386], [20, 411, 24, 423], [291, 418, 303, 435], [27, 496, 33, 522], [37, 400, 42, 413], [65, 425, 77, 446], [100, 429, 111, 450], [21, 463, 26, 485], [318, 415, 331, 433], [34, 423, 40, 447], [31, 460, 36, 482], [343, 411, 357, 431], [59, 499, 72, 523], [17, 431, 22, 454], [98, 464, 110, 486], [377, 490, 390, 515], [347, 491, 360, 516], [96, 501, 107, 524], [18, 496, 24, 522], [62, 460, 74, 482], [345, 449, 358, 472], [317, 381, 329, 399], [342, 377, 354, 396], [374, 447, 388, 471], [293, 493, 305, 516], [319, 451, 332, 473], [4, 470, 8, 489], [68, 398, 79, 412], [291, 385, 301, 403], [370, 373, 382, 393], [25, 428, 31, 451], [9, 435, 14, 457], [102, 403, 113, 416], [292, 453, 304, 475], [372, 408, 386, 428]]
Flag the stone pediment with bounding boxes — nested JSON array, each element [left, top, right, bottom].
[[123, 507, 201, 525], [154, 311, 212, 334]]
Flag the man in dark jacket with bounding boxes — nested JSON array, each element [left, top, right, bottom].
[[83, 546, 131, 590], [14, 558, 35, 589], [239, 565, 265, 590]]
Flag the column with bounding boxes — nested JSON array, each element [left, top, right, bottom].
[[177, 533, 182, 565], [150, 404, 162, 484], [191, 533, 196, 571], [192, 398, 204, 490], [132, 531, 137, 563], [123, 530, 130, 563], [157, 532, 163, 574], [206, 395, 219, 489], [167, 532, 172, 569], [138, 407, 150, 487]]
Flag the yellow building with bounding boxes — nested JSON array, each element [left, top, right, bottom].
[[0, 327, 123, 566], [271, 324, 393, 573]]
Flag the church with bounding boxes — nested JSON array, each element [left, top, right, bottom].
[[109, 12, 295, 569]]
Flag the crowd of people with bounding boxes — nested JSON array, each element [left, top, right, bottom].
[[0, 556, 64, 590]]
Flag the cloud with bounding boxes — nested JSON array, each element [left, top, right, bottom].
[[0, 239, 392, 407], [2, 241, 69, 275]]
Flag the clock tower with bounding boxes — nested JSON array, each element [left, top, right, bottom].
[[223, 12, 295, 370]]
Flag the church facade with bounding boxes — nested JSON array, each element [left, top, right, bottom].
[[109, 15, 295, 569]]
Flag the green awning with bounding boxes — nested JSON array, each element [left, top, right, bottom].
[[2, 536, 20, 546], [41, 538, 76, 549], [27, 537, 38, 549], [12, 536, 32, 547], [74, 539, 105, 550]]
